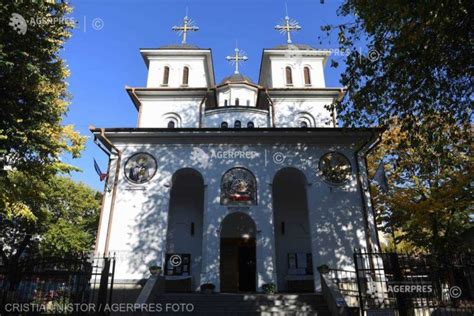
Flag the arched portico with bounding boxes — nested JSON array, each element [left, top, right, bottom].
[[272, 167, 314, 292], [165, 168, 205, 290]]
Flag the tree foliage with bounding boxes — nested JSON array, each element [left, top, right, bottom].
[[0, 173, 100, 262], [326, 0, 472, 130], [0, 1, 95, 265], [367, 117, 472, 255], [325, 1, 473, 253], [0, 0, 85, 178]]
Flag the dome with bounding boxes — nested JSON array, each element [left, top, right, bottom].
[[271, 43, 316, 51], [158, 43, 200, 49], [219, 73, 254, 85]]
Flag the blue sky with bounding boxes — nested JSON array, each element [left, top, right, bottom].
[[61, 0, 350, 191]]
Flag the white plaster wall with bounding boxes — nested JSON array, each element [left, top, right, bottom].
[[97, 141, 370, 292], [273, 98, 334, 127], [217, 86, 257, 107], [269, 56, 326, 88], [147, 57, 208, 88], [203, 108, 269, 128], [138, 98, 202, 128]]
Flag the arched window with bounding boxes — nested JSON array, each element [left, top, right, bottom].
[[234, 120, 241, 128], [304, 67, 311, 85], [247, 122, 254, 128], [221, 122, 228, 129], [235, 98, 240, 106], [163, 66, 170, 85], [246, 100, 250, 106], [162, 113, 181, 128], [297, 112, 316, 128], [182, 66, 189, 85], [224, 100, 228, 107], [220, 167, 257, 205], [285, 66, 293, 85]]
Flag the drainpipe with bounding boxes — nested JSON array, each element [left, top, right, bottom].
[[354, 129, 384, 254], [99, 128, 122, 255], [264, 89, 276, 127], [332, 88, 345, 128], [199, 89, 210, 128], [129, 88, 143, 126], [93, 153, 111, 255]]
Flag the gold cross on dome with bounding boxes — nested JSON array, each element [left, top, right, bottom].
[[172, 15, 199, 44], [275, 14, 302, 44], [226, 47, 248, 74]]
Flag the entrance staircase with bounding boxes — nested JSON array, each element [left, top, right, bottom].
[[150, 293, 331, 315]]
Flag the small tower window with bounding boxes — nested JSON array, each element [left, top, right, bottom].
[[246, 100, 250, 106], [221, 122, 228, 129], [285, 66, 293, 85], [247, 122, 254, 128], [168, 121, 175, 128], [304, 67, 311, 85], [234, 120, 241, 128], [163, 66, 170, 85], [182, 66, 189, 85], [235, 98, 240, 106], [300, 121, 308, 128], [224, 100, 228, 107]]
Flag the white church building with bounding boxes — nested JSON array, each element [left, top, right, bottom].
[[91, 15, 382, 294]]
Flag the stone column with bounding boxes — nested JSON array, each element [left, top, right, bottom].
[[200, 182, 221, 291], [306, 181, 322, 292], [254, 181, 277, 292]]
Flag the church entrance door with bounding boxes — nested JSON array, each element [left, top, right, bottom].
[[220, 212, 257, 292]]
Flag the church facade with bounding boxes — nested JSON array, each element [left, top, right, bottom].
[[91, 16, 382, 293]]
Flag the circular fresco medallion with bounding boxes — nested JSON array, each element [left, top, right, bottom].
[[221, 168, 256, 204], [319, 152, 352, 184], [124, 152, 157, 184]]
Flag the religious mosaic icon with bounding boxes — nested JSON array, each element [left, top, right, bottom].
[[319, 152, 352, 184], [124, 153, 157, 184], [221, 168, 257, 205]]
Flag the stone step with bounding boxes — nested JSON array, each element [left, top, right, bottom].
[[148, 293, 330, 315]]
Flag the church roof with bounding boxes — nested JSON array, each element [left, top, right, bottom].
[[219, 73, 255, 85], [157, 43, 201, 49], [271, 43, 317, 51]]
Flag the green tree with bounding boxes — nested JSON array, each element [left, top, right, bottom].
[[324, 1, 473, 254], [39, 176, 101, 256], [0, 173, 100, 290], [367, 118, 472, 255], [0, 173, 100, 260], [0, 0, 87, 254], [0, 1, 85, 177], [325, 0, 472, 130]]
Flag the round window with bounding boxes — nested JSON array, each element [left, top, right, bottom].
[[319, 152, 352, 184], [124, 153, 157, 184]]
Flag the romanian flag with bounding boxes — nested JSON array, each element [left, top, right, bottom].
[[94, 158, 107, 182]]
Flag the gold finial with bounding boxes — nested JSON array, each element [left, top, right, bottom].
[[226, 45, 248, 74], [172, 12, 199, 44], [274, 6, 301, 44]]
